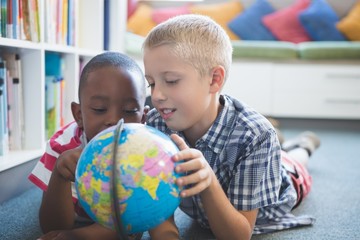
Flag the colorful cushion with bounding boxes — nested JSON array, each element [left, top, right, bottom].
[[299, 0, 346, 41], [336, 2, 360, 41], [228, 0, 276, 41], [190, 1, 243, 40], [127, 0, 138, 20], [151, 5, 191, 24], [262, 0, 311, 43], [127, 4, 157, 37]]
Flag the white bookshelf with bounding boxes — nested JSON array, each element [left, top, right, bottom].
[[0, 0, 128, 172]]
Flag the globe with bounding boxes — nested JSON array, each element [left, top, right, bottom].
[[75, 121, 182, 234]]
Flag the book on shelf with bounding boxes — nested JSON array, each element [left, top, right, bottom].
[[45, 52, 65, 139], [6, 0, 13, 39], [21, 0, 31, 41], [1, 0, 40, 41], [12, 0, 19, 39], [62, 0, 68, 45], [2, 53, 24, 151], [56, 0, 63, 44], [28, 0, 40, 42], [67, 0, 75, 46], [0, 59, 9, 156], [44, 0, 56, 44], [1, 0, 6, 38], [45, 75, 64, 139], [44, 0, 76, 46]]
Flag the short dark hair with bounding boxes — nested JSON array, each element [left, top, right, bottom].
[[79, 51, 145, 99]]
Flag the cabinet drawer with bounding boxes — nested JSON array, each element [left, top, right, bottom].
[[272, 63, 360, 119]]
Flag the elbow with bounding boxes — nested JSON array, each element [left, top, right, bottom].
[[39, 209, 74, 233]]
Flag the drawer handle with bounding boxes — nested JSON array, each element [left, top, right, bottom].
[[325, 99, 360, 105]]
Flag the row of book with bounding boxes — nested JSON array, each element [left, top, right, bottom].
[[2, 0, 111, 49], [45, 52, 66, 140], [0, 0, 40, 42], [0, 53, 24, 155], [44, 0, 76, 46], [0, 0, 76, 46], [0, 52, 67, 156]]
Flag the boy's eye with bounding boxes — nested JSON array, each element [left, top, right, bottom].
[[91, 107, 106, 113], [166, 80, 178, 85], [124, 108, 139, 114], [147, 83, 155, 88]]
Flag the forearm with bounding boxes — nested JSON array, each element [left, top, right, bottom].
[[39, 167, 75, 233], [200, 173, 254, 240]]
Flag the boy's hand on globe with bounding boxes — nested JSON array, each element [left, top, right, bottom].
[[56, 147, 83, 182], [171, 134, 214, 197]]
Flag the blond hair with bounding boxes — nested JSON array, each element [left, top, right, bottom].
[[143, 14, 233, 81]]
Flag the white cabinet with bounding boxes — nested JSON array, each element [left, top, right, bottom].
[[0, 0, 128, 171], [223, 61, 273, 115], [224, 60, 360, 119], [272, 63, 360, 119]]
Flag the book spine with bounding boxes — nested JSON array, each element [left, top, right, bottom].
[[15, 54, 24, 149], [28, 0, 38, 42], [34, 0, 40, 42], [12, 0, 19, 39], [67, 0, 74, 46], [56, 0, 63, 44], [19, 0, 25, 40], [3, 53, 24, 150], [0, 61, 9, 156], [21, 0, 31, 40], [6, 0, 13, 39], [1, 0, 7, 37], [62, 0, 68, 45]]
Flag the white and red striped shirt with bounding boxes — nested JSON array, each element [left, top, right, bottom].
[[28, 121, 84, 201]]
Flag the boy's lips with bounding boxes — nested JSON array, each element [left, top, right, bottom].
[[159, 108, 176, 120]]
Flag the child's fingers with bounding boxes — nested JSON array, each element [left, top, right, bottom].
[[171, 134, 189, 151], [172, 146, 203, 164], [178, 170, 211, 197], [177, 167, 209, 186], [175, 154, 206, 173]]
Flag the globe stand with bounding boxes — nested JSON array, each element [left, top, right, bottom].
[[111, 119, 129, 240]]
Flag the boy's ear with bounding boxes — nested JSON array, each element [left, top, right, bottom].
[[209, 65, 225, 93], [141, 105, 150, 124], [71, 102, 83, 128]]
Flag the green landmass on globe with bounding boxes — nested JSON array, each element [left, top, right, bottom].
[[75, 123, 182, 234]]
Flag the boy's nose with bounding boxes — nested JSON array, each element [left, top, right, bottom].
[[152, 85, 167, 102], [105, 110, 122, 127]]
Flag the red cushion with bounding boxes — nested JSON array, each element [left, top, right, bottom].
[[127, 0, 138, 19], [151, 5, 191, 24], [262, 0, 311, 43]]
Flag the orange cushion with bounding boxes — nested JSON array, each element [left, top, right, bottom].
[[337, 2, 360, 41], [190, 1, 243, 40], [127, 4, 157, 37]]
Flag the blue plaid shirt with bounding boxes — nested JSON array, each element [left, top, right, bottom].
[[147, 95, 314, 234]]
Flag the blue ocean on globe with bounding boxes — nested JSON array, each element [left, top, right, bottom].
[[75, 123, 182, 234]]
